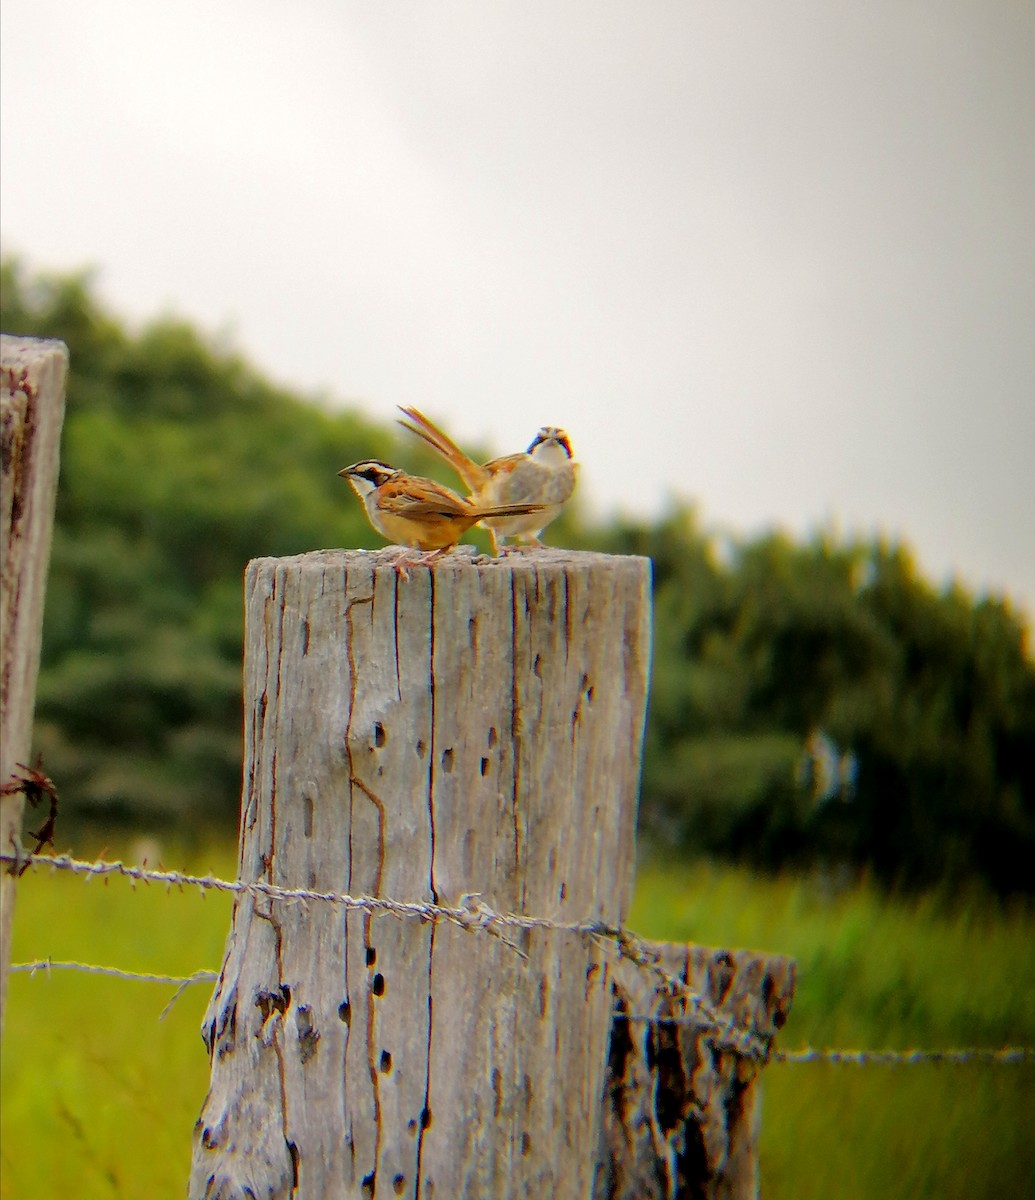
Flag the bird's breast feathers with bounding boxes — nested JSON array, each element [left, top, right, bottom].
[[495, 457, 576, 506]]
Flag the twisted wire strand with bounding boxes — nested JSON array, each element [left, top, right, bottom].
[[11, 960, 1030, 1066]]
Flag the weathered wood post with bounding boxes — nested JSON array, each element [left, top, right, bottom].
[[0, 336, 68, 1035], [189, 547, 651, 1199], [596, 943, 796, 1200]]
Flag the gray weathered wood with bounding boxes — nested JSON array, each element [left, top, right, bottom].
[[594, 943, 796, 1200], [0, 335, 68, 1034], [189, 547, 652, 1200]]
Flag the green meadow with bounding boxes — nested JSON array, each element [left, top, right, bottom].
[[2, 846, 1032, 1199]]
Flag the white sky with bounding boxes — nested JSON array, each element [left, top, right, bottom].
[[3, 1, 1033, 617]]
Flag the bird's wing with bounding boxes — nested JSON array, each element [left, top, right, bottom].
[[377, 477, 474, 520], [480, 451, 526, 476]]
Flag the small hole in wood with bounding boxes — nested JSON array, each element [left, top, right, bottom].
[[480, 757, 489, 777], [366, 947, 377, 966], [361, 1171, 375, 1198], [586, 685, 595, 702], [338, 1001, 351, 1025], [420, 1107, 432, 1130], [521, 1132, 532, 1156], [441, 748, 454, 773], [256, 985, 291, 1022], [372, 973, 385, 997], [416, 739, 427, 758], [533, 653, 543, 678], [393, 1175, 406, 1196], [380, 1049, 393, 1074], [374, 721, 386, 748], [487, 727, 497, 748], [559, 882, 566, 901], [303, 794, 314, 838], [298, 1020, 319, 1065]]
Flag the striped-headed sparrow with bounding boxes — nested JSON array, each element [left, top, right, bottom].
[[338, 459, 546, 569], [396, 406, 577, 555]]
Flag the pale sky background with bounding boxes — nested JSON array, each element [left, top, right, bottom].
[[2, 1, 1033, 617]]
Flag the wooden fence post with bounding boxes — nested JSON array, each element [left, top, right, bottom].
[[189, 547, 652, 1200], [596, 944, 796, 1200], [0, 335, 68, 1035]]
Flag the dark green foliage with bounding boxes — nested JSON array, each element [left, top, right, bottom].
[[3, 260, 1033, 891], [2, 260, 397, 826], [605, 511, 1035, 895]]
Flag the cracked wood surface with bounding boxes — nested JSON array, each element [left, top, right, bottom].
[[595, 944, 796, 1200], [189, 547, 651, 1199], [0, 336, 68, 1035]]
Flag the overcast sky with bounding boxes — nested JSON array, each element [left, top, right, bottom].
[[3, 1, 1033, 617]]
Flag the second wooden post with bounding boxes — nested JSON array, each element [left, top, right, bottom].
[[190, 547, 651, 1200]]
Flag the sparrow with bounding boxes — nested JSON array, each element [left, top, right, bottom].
[[396, 406, 577, 555], [338, 460, 546, 568]]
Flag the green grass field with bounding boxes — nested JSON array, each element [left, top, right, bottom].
[[2, 843, 1033, 1198]]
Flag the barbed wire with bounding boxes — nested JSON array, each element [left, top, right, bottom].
[[2, 850, 772, 1059], [8, 958, 219, 1021], [6, 852, 1032, 1068], [1, 850, 611, 935], [10, 957, 1031, 1067], [772, 1046, 1033, 1066], [2, 850, 689, 970], [9, 959, 218, 987]]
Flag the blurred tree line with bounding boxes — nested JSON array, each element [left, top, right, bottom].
[[3, 260, 1033, 895]]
